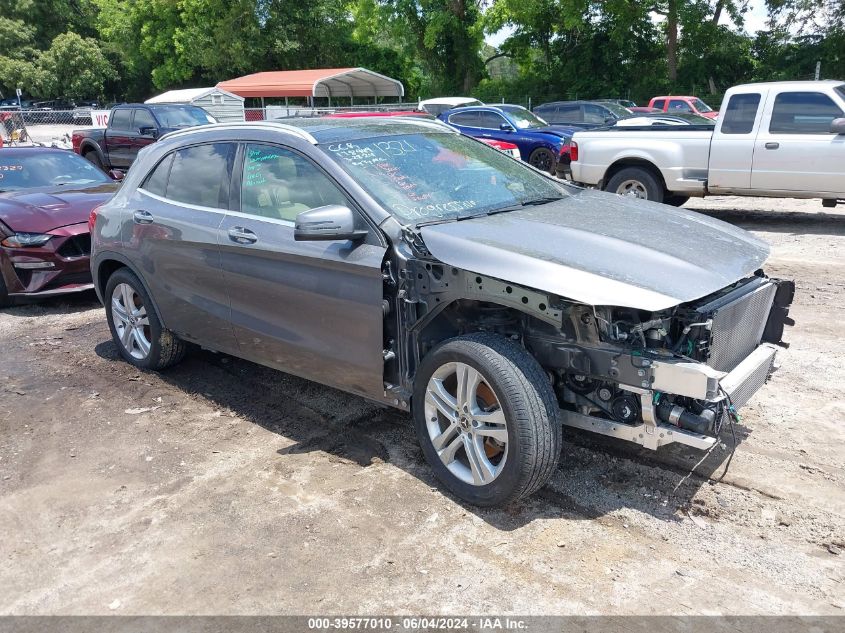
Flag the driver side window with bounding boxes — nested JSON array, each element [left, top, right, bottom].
[[476, 111, 507, 130], [240, 144, 349, 222]]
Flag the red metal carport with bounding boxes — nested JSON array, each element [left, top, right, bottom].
[[217, 68, 405, 107]]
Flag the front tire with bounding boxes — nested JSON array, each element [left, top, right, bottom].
[[105, 268, 186, 370], [413, 333, 562, 506], [528, 147, 557, 174], [605, 166, 664, 203]]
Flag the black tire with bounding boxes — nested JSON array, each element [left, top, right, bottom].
[[0, 272, 10, 308], [83, 150, 105, 171], [413, 332, 562, 506], [605, 166, 664, 203], [528, 147, 557, 174], [664, 195, 690, 207], [822, 199, 837, 208], [104, 268, 186, 370]]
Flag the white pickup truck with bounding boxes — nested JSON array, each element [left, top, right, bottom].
[[570, 80, 845, 207]]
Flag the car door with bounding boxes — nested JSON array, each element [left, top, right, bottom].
[[708, 91, 763, 191], [750, 89, 845, 196], [129, 142, 239, 354], [106, 108, 133, 168], [126, 108, 159, 163], [218, 142, 388, 399], [474, 111, 513, 142]]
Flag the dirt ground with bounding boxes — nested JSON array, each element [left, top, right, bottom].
[[1, 196, 843, 615]]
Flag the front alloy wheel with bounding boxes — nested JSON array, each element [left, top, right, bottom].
[[413, 333, 562, 506], [424, 361, 509, 486]]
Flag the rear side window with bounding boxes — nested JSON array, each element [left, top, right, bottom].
[[554, 104, 581, 121], [142, 153, 174, 197], [769, 92, 844, 134], [720, 93, 761, 134], [652, 99, 666, 110], [165, 143, 235, 208], [110, 109, 131, 131], [448, 111, 479, 126], [476, 111, 507, 129]]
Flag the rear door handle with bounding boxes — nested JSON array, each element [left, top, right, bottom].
[[133, 210, 154, 224], [765, 142, 780, 150], [228, 227, 258, 244]]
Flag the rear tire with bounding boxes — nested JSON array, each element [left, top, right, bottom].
[[528, 147, 557, 174], [83, 150, 105, 171], [104, 268, 186, 370], [413, 333, 562, 507], [664, 195, 690, 207], [605, 166, 664, 203]]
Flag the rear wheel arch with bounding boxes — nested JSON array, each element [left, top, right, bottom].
[[603, 158, 667, 192], [93, 255, 167, 329]]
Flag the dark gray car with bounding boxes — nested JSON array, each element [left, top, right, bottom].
[[90, 118, 794, 506]]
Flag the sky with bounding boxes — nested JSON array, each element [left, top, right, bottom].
[[486, 0, 771, 48]]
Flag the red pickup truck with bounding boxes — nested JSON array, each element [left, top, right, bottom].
[[72, 103, 215, 171], [647, 95, 719, 119]]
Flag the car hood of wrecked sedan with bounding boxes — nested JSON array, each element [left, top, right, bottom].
[[419, 188, 769, 312]]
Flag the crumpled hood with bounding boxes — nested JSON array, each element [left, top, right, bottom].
[[0, 183, 118, 233], [538, 125, 577, 139], [420, 188, 770, 311]]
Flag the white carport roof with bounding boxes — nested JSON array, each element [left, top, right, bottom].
[[145, 87, 244, 104]]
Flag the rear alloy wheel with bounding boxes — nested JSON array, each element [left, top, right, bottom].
[[413, 333, 562, 506], [605, 166, 664, 203], [528, 147, 556, 174], [105, 268, 186, 370]]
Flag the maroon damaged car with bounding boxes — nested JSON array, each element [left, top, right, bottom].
[[0, 148, 119, 306]]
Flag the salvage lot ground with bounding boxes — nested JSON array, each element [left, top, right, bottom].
[[1, 196, 843, 615]]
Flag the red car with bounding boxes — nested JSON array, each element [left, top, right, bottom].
[[0, 148, 120, 306], [647, 96, 719, 119]]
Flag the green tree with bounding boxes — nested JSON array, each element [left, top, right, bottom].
[[36, 32, 117, 99]]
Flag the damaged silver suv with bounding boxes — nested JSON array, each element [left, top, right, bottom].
[[90, 118, 794, 506]]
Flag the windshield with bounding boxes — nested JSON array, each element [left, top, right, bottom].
[[500, 107, 547, 129], [603, 102, 634, 118], [691, 98, 713, 113], [322, 132, 568, 225], [155, 105, 216, 128], [0, 151, 111, 191]]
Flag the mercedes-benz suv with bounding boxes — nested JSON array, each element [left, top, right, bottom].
[[90, 118, 794, 506]]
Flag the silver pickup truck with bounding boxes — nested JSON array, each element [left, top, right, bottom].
[[570, 80, 845, 207]]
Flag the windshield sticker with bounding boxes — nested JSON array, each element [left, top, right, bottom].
[[394, 200, 478, 219]]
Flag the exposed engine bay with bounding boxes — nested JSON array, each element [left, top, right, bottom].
[[398, 260, 795, 451]]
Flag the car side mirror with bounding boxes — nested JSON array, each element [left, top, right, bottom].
[[500, 123, 514, 132], [108, 169, 125, 181], [830, 118, 845, 135], [295, 205, 367, 242], [139, 126, 158, 138]]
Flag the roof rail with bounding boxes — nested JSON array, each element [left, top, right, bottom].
[[159, 121, 318, 144]]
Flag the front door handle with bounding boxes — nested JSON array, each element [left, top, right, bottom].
[[133, 210, 154, 224], [228, 227, 258, 244], [765, 142, 780, 150]]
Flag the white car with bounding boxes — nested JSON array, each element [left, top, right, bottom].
[[570, 80, 845, 207], [418, 97, 483, 117]]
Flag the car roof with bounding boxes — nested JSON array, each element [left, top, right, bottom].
[[444, 104, 523, 114], [161, 117, 456, 146], [0, 147, 73, 157], [419, 97, 480, 106], [651, 96, 696, 100]]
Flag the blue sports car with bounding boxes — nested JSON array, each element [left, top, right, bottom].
[[438, 104, 578, 176]]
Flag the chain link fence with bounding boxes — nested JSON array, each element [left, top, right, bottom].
[[1, 109, 92, 147]]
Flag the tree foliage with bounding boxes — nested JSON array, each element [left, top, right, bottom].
[[0, 0, 843, 104]]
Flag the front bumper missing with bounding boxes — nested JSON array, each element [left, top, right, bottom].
[[560, 343, 779, 451]]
